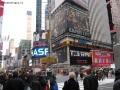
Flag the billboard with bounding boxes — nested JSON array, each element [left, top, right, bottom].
[[51, 0, 65, 14], [55, 47, 67, 63], [66, 5, 90, 37], [33, 30, 48, 47], [69, 46, 92, 65], [0, 0, 4, 37], [51, 5, 67, 38], [69, 0, 88, 10], [92, 50, 113, 67], [51, 4, 90, 39], [0, 51, 2, 62], [32, 46, 48, 58]]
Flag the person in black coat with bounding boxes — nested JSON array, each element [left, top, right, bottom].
[[7, 71, 24, 90], [113, 69, 120, 90], [83, 69, 98, 90], [28, 70, 34, 90], [50, 74, 57, 90], [63, 72, 79, 90]]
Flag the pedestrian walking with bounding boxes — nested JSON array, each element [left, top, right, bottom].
[[75, 70, 79, 82], [113, 69, 120, 90], [62, 72, 79, 90], [28, 70, 34, 90], [50, 74, 58, 90], [7, 71, 24, 90], [83, 69, 98, 90]]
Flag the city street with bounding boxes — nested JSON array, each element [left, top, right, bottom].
[[28, 75, 114, 90], [98, 83, 114, 90], [56, 75, 114, 90]]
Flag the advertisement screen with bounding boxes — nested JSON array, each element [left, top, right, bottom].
[[51, 4, 90, 39], [29, 59, 32, 66], [0, 0, 4, 37], [92, 51, 113, 67], [69, 0, 88, 10], [70, 46, 92, 65], [32, 47, 48, 58], [51, 5, 67, 38], [66, 5, 90, 37], [55, 47, 67, 63], [33, 30, 48, 47], [51, 0, 65, 14], [51, 0, 55, 11], [0, 51, 2, 61]]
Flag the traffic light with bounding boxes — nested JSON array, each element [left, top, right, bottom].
[[50, 57, 56, 64], [41, 58, 48, 64], [45, 32, 50, 40], [41, 57, 56, 64]]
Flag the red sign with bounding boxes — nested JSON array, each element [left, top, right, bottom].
[[92, 50, 113, 67]]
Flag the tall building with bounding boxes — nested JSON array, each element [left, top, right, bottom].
[[110, 0, 120, 44], [89, 0, 111, 45], [26, 11, 32, 40], [18, 40, 31, 60], [36, 0, 48, 31]]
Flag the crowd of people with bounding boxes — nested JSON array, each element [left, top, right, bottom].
[[0, 68, 119, 90], [0, 70, 55, 90]]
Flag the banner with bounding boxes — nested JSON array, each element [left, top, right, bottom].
[[92, 50, 113, 67], [33, 30, 48, 47], [70, 46, 92, 65], [0, 0, 4, 37]]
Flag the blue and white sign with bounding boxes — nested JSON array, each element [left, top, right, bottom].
[[32, 47, 48, 57]]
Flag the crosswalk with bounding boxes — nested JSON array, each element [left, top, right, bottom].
[[57, 78, 114, 90]]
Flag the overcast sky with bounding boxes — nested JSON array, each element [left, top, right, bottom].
[[1, 0, 47, 55]]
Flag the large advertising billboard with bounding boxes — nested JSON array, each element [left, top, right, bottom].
[[51, 4, 90, 39], [66, 4, 90, 37], [69, 46, 92, 65], [55, 47, 67, 63], [92, 50, 113, 67], [69, 0, 89, 10], [33, 30, 48, 47], [0, 0, 4, 37], [51, 0, 65, 14], [32, 46, 48, 58], [51, 5, 67, 38]]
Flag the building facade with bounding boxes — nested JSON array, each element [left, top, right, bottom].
[[89, 0, 111, 45], [26, 11, 32, 40], [18, 40, 31, 60], [36, 0, 48, 31], [50, 0, 112, 68], [110, 0, 120, 44]]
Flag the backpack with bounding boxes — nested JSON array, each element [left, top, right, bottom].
[[40, 78, 47, 87], [32, 78, 41, 90], [52, 84, 58, 90]]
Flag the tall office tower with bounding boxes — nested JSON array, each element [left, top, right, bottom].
[[89, 0, 111, 45], [45, 4, 48, 29], [26, 11, 32, 40], [36, 0, 48, 31], [36, 0, 42, 31], [110, 0, 120, 44]]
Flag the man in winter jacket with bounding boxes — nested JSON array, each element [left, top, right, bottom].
[[83, 69, 98, 90], [7, 71, 24, 90], [113, 69, 120, 90]]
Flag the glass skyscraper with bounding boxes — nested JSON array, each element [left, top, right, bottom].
[[36, 0, 48, 31]]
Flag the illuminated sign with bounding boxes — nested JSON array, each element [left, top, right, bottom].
[[52, 41, 112, 51], [29, 59, 32, 66], [32, 47, 48, 57], [70, 50, 91, 57], [70, 46, 92, 65]]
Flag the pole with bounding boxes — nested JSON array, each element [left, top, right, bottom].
[[48, 0, 52, 73]]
